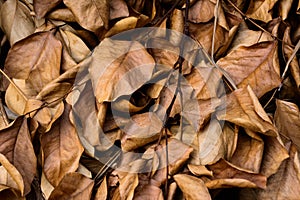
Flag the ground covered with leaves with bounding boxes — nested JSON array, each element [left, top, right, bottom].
[[0, 0, 300, 199]]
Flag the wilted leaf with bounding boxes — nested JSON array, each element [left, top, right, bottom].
[[188, 164, 213, 177], [0, 153, 24, 196], [0, 0, 35, 45], [216, 86, 277, 136], [174, 174, 211, 200], [134, 184, 164, 200], [41, 103, 84, 187], [89, 38, 155, 103], [63, 0, 109, 34], [208, 159, 267, 189], [275, 99, 300, 150], [217, 41, 281, 97], [95, 176, 108, 200], [109, 0, 129, 20], [48, 172, 94, 200], [0, 118, 36, 195], [229, 130, 264, 173], [47, 8, 76, 22], [105, 17, 138, 38], [4, 31, 62, 93], [188, 0, 215, 23], [246, 0, 278, 22], [33, 0, 62, 18], [256, 143, 300, 199]]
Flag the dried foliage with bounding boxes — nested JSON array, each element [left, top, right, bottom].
[[0, 0, 300, 199]]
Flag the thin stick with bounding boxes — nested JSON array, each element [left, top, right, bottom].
[[211, 0, 220, 59], [281, 39, 300, 80], [0, 68, 28, 101]]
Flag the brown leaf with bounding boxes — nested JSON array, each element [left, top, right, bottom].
[[229, 130, 264, 173], [0, 153, 24, 196], [246, 0, 278, 22], [278, 0, 293, 20], [217, 41, 281, 98], [95, 176, 108, 200], [0, 0, 35, 45], [121, 112, 163, 151], [109, 0, 129, 20], [260, 136, 289, 177], [174, 174, 211, 200], [89, 38, 155, 103], [188, 164, 213, 177], [41, 104, 84, 187], [208, 159, 267, 189], [0, 118, 36, 195], [48, 172, 94, 200], [216, 86, 277, 136], [256, 143, 300, 199], [63, 0, 109, 34], [134, 184, 164, 200], [104, 17, 138, 38], [47, 8, 77, 22], [4, 31, 62, 93], [33, 0, 62, 18], [275, 99, 300, 150], [188, 0, 215, 23], [205, 178, 257, 189]]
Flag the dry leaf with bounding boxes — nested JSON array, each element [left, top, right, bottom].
[[95, 176, 108, 200], [216, 86, 277, 136], [208, 159, 267, 189], [63, 0, 109, 34], [217, 41, 281, 98], [47, 8, 76, 22], [246, 0, 278, 22], [105, 17, 138, 38], [0, 118, 36, 195], [89, 38, 155, 103], [174, 174, 211, 200], [41, 104, 84, 187], [188, 164, 213, 177], [33, 0, 62, 18], [4, 31, 62, 93], [109, 0, 129, 20], [275, 99, 300, 150], [188, 0, 215, 23], [48, 172, 94, 200], [0, 0, 35, 45]]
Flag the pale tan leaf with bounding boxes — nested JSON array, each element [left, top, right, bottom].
[[95, 176, 107, 200], [5, 81, 27, 115], [89, 38, 155, 103], [48, 172, 94, 200], [0, 0, 35, 45], [109, 0, 129, 20], [33, 0, 62, 18], [174, 174, 211, 200], [0, 118, 36, 195], [47, 8, 76, 22], [41, 172, 54, 200], [205, 178, 257, 189], [188, 164, 213, 177], [119, 173, 138, 200], [275, 99, 300, 150], [246, 0, 278, 22], [208, 159, 267, 189], [256, 143, 300, 199], [216, 86, 277, 136], [170, 9, 184, 46], [0, 154, 24, 196], [217, 41, 281, 98], [105, 17, 138, 38], [63, 0, 109, 33], [41, 104, 84, 187], [4, 31, 62, 93]]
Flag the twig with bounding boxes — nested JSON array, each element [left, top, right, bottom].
[[226, 0, 282, 42], [211, 0, 220, 58], [0, 68, 28, 101], [281, 39, 300, 81]]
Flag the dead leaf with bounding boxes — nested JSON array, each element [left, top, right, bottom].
[[47, 8, 76, 22], [246, 0, 278, 22], [188, 164, 213, 177], [63, 0, 109, 34], [48, 172, 94, 200], [217, 41, 281, 98], [174, 174, 211, 200], [109, 0, 129, 20], [188, 0, 215, 23], [0, 118, 36, 196], [105, 17, 138, 38], [0, 0, 35, 45], [95, 176, 108, 200], [275, 99, 300, 150], [89, 38, 155, 103], [208, 159, 267, 189], [4, 31, 62, 93], [216, 86, 277, 136], [33, 0, 62, 18], [41, 103, 84, 187], [256, 143, 300, 199], [0, 153, 24, 196]]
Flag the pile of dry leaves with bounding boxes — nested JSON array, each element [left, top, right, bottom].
[[0, 0, 300, 199]]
